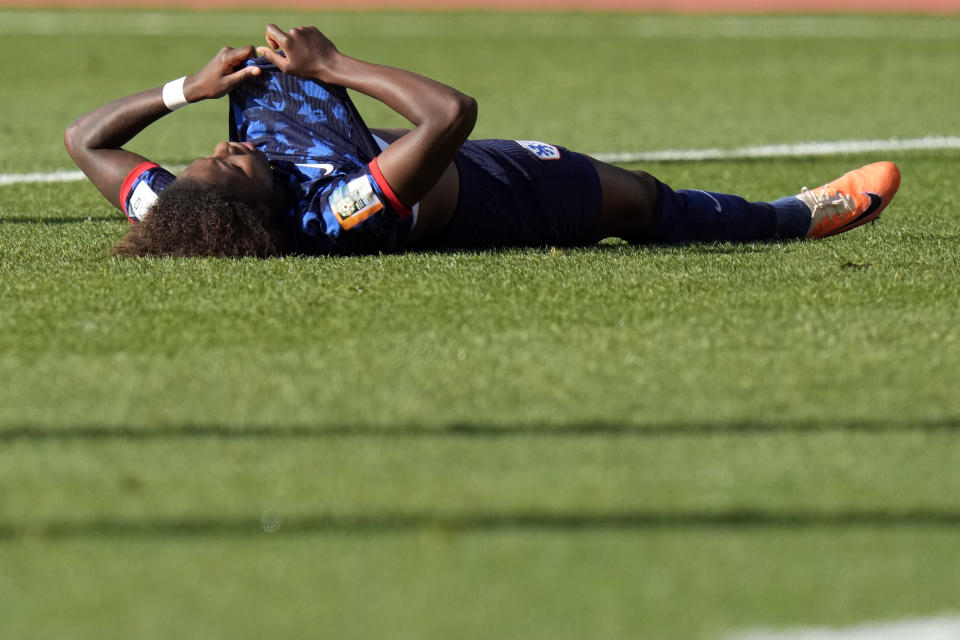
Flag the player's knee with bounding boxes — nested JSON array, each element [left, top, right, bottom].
[[631, 170, 658, 213], [592, 162, 659, 241]]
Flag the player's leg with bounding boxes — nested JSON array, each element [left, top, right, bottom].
[[587, 156, 804, 243], [587, 157, 901, 244], [584, 158, 659, 242]]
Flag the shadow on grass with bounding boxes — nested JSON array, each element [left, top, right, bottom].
[[405, 239, 794, 257], [3, 507, 959, 540], [0, 218, 798, 255], [2, 417, 959, 442]]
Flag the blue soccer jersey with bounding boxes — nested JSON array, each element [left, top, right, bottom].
[[120, 59, 413, 253], [228, 59, 413, 253]]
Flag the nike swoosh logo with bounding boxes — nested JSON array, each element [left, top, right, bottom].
[[864, 192, 883, 216], [834, 192, 884, 234], [294, 163, 335, 176], [693, 190, 722, 212]]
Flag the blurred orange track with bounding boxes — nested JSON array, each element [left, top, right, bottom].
[[3, 0, 959, 12]]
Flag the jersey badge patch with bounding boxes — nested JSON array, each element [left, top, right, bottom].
[[330, 175, 384, 229], [516, 140, 561, 160], [129, 180, 160, 222]]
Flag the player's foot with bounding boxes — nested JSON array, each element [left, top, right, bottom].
[[797, 161, 901, 239]]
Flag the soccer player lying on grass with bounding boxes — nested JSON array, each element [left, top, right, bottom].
[[64, 24, 901, 258]]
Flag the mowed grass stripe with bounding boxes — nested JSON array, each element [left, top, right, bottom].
[[4, 12, 960, 172], [3, 431, 960, 533], [4, 10, 960, 39], [2, 531, 958, 640], [2, 154, 959, 428]]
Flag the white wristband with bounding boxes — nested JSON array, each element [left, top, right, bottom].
[[162, 76, 189, 111]]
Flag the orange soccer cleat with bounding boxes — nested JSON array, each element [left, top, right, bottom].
[[797, 161, 902, 239]]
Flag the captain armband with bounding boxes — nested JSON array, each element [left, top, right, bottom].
[[120, 162, 175, 224]]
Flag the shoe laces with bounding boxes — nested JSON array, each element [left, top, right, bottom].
[[797, 186, 856, 224]]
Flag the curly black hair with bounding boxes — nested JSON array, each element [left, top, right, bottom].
[[112, 179, 285, 258]]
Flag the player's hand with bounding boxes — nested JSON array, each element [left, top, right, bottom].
[[183, 46, 261, 102], [257, 24, 341, 83]]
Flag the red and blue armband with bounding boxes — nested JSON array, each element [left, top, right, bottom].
[[119, 162, 176, 223]]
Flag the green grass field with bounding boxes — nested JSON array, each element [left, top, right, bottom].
[[2, 8, 960, 639]]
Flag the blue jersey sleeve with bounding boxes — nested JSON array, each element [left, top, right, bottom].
[[299, 160, 413, 253], [120, 162, 176, 223]]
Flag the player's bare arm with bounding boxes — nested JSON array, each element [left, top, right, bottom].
[[63, 46, 262, 211], [256, 24, 477, 210]]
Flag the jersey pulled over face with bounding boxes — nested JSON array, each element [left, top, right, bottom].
[[121, 58, 413, 254], [229, 59, 413, 253]]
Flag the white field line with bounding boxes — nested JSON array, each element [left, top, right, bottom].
[[591, 135, 960, 163], [725, 616, 960, 640], [2, 136, 959, 188], [0, 166, 186, 188], [0, 169, 85, 187]]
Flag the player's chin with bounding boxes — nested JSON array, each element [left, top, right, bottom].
[[233, 142, 268, 163], [240, 147, 270, 172]]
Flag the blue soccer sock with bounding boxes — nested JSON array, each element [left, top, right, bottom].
[[650, 180, 811, 243], [769, 195, 814, 239]]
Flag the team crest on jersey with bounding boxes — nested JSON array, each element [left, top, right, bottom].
[[516, 140, 561, 160], [129, 180, 159, 222], [330, 175, 384, 229]]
